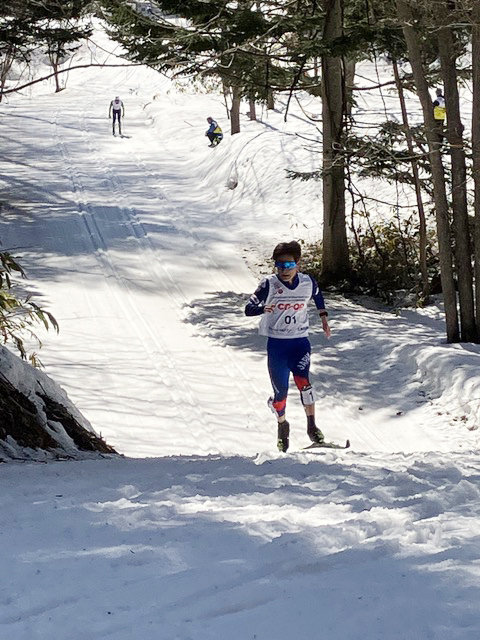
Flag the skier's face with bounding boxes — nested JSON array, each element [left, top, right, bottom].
[[275, 254, 298, 282]]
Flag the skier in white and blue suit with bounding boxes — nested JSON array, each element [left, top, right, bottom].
[[245, 240, 331, 452], [109, 96, 124, 135]]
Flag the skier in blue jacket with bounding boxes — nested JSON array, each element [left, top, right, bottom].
[[205, 117, 223, 147], [245, 240, 331, 452]]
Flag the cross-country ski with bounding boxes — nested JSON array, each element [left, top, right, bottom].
[[303, 439, 351, 450]]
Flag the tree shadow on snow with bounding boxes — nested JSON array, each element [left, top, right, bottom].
[[5, 453, 480, 638], [184, 290, 267, 354], [183, 290, 480, 425]]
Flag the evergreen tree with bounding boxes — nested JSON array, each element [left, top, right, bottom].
[[33, 1, 93, 93], [0, 248, 58, 364], [0, 1, 38, 100], [0, 0, 92, 99], [97, 0, 276, 134]]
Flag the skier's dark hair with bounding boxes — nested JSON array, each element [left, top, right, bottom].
[[272, 241, 301, 262]]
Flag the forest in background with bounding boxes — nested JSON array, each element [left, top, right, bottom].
[[2, 0, 480, 351]]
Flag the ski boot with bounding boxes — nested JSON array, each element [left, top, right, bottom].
[[307, 424, 325, 445], [277, 420, 290, 453]]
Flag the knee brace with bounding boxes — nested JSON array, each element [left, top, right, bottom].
[[300, 385, 316, 406], [268, 396, 286, 417]]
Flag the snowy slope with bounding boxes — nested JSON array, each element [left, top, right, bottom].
[[1, 31, 479, 457], [3, 451, 480, 640], [2, 25, 480, 640]]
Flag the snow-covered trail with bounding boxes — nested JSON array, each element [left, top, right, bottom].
[[1, 38, 480, 458], [5, 30, 480, 640], [3, 451, 480, 640], [0, 61, 274, 456]]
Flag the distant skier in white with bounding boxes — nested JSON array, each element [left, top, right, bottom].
[[109, 96, 125, 136]]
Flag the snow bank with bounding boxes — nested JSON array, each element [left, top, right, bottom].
[[0, 346, 117, 461]]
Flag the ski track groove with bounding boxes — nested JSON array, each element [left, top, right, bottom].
[[52, 106, 220, 449], [79, 104, 270, 429], [78, 109, 230, 447], [124, 128, 271, 398]]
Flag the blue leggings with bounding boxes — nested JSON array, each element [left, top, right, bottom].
[[267, 337, 311, 416]]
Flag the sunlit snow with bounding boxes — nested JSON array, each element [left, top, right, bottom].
[[1, 25, 480, 640]]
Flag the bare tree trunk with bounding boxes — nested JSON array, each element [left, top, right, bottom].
[[0, 44, 16, 103], [248, 98, 256, 121], [51, 57, 61, 92], [392, 58, 429, 300], [222, 81, 232, 123], [344, 59, 355, 117], [230, 85, 241, 134], [267, 88, 275, 110], [47, 45, 62, 93], [438, 8, 476, 341], [321, 0, 350, 283], [396, 0, 459, 342], [473, 1, 480, 336]]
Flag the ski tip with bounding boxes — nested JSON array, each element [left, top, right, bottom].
[[345, 439, 351, 449]]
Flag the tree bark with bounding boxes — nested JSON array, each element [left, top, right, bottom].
[[344, 59, 356, 117], [230, 85, 241, 134], [472, 1, 480, 336], [392, 58, 429, 300], [0, 373, 117, 460], [396, 0, 459, 342], [52, 58, 61, 92], [321, 0, 350, 283], [267, 88, 275, 110], [438, 8, 476, 341], [248, 98, 257, 120], [0, 43, 16, 103]]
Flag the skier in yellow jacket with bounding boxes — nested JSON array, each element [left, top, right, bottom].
[[205, 117, 223, 147], [433, 88, 446, 142]]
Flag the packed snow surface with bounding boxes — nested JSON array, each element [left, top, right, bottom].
[[1, 28, 480, 640]]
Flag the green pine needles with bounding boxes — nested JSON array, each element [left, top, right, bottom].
[[0, 249, 58, 366]]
